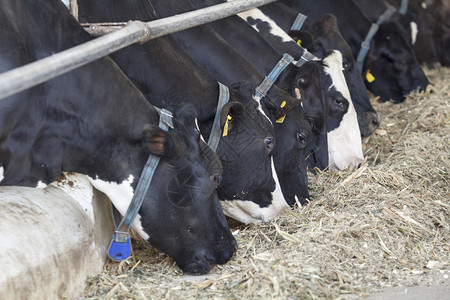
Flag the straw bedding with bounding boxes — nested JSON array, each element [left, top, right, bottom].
[[82, 67, 449, 299]]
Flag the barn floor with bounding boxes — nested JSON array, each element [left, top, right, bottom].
[[81, 66, 449, 299]]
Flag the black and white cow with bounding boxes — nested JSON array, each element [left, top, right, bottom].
[[77, 0, 296, 224], [0, 0, 236, 275], [189, 6, 363, 171], [116, 0, 314, 219], [249, 2, 380, 137], [388, 0, 450, 67], [281, 0, 430, 103]]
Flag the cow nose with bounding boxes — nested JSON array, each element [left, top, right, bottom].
[[264, 137, 274, 151], [182, 253, 211, 275], [360, 111, 380, 137]]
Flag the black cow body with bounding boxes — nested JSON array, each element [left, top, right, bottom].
[[77, 0, 287, 225], [281, 0, 430, 103], [253, 2, 380, 137], [0, 0, 236, 275]]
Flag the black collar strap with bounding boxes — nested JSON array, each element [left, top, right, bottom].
[[108, 108, 174, 261], [207, 82, 230, 151], [254, 53, 295, 100], [399, 0, 409, 15], [290, 13, 308, 32], [356, 3, 397, 73]]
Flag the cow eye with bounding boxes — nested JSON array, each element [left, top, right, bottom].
[[264, 137, 274, 151], [307, 118, 316, 132], [296, 132, 308, 148], [297, 77, 307, 86], [334, 97, 346, 110]]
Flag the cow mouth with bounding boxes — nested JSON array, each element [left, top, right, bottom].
[[181, 258, 211, 275], [178, 238, 236, 275]]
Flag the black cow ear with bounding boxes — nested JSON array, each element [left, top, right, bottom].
[[219, 102, 244, 136], [289, 30, 314, 48], [141, 124, 176, 158]]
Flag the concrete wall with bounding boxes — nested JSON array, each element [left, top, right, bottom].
[[0, 173, 114, 299]]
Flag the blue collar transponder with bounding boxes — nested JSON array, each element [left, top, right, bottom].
[[207, 82, 230, 151], [356, 4, 397, 73], [108, 108, 174, 262], [255, 53, 295, 100], [290, 13, 308, 32]]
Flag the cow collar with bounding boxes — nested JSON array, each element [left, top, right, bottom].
[[207, 82, 230, 151], [108, 108, 174, 262], [290, 13, 308, 32], [356, 3, 397, 73], [254, 53, 295, 100], [288, 13, 319, 66], [399, 0, 409, 15]]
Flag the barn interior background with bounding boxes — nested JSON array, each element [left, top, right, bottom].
[[0, 0, 447, 299]]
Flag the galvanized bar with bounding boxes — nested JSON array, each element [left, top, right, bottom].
[[0, 0, 276, 100]]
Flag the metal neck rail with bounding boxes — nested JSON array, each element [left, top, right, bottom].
[[0, 0, 276, 101]]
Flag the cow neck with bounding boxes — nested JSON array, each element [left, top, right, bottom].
[[108, 107, 174, 262], [356, 4, 397, 73], [207, 82, 230, 151]]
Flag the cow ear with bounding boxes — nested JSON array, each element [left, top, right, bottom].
[[289, 30, 314, 48], [141, 124, 176, 158], [220, 102, 244, 136], [319, 14, 338, 33]]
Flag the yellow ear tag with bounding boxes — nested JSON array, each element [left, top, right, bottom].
[[297, 39, 302, 47], [366, 69, 375, 83], [222, 115, 232, 137], [276, 114, 286, 123], [280, 101, 286, 108]]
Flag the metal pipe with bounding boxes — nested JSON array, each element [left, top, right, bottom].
[[0, 0, 276, 100]]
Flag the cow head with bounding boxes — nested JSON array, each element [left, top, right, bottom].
[[290, 51, 364, 171], [289, 61, 329, 171], [207, 82, 289, 224], [290, 14, 380, 137], [88, 107, 236, 275], [135, 108, 236, 275], [272, 105, 311, 206], [365, 21, 429, 102]]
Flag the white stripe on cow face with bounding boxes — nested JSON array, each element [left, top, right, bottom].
[[88, 175, 150, 240], [236, 8, 293, 43], [410, 22, 418, 45], [323, 50, 364, 170], [252, 95, 273, 125], [219, 157, 289, 224], [0, 167, 4, 182]]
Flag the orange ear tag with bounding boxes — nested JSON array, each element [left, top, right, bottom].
[[297, 39, 302, 47], [366, 69, 376, 83], [280, 101, 286, 108], [276, 114, 286, 123], [222, 115, 232, 137]]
